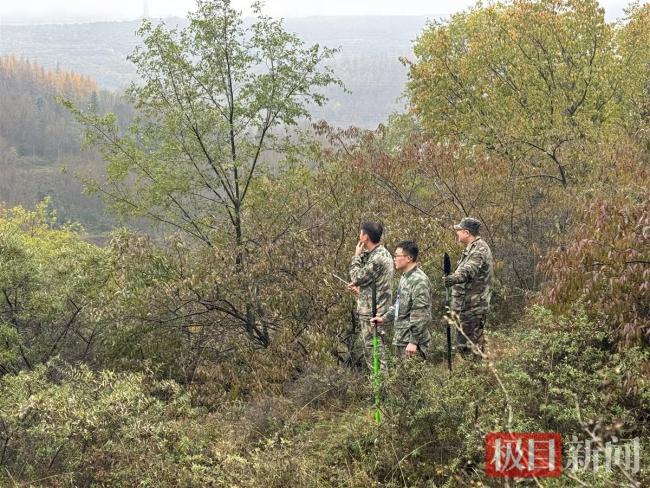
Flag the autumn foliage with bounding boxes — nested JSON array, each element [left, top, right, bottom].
[[539, 195, 650, 347], [0, 56, 97, 159]]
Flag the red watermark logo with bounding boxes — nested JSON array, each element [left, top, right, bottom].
[[485, 432, 562, 478]]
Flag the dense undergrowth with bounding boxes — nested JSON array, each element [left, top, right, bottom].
[[1, 304, 647, 487]]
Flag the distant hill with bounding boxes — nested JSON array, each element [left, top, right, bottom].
[[0, 16, 429, 231], [0, 16, 429, 128], [0, 56, 132, 231]]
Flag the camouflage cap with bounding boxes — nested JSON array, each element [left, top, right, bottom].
[[453, 217, 481, 235]]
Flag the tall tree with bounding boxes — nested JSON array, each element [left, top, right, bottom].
[[65, 0, 339, 347], [67, 0, 338, 249], [407, 0, 628, 187]]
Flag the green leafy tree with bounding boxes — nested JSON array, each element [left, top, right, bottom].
[[64, 0, 339, 348], [407, 0, 630, 187], [0, 201, 109, 374], [616, 1, 650, 136], [66, 0, 338, 250]]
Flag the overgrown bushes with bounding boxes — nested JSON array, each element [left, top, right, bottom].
[[1, 304, 647, 486]]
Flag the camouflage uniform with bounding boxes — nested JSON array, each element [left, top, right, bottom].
[[349, 245, 394, 370], [446, 237, 493, 353], [381, 265, 432, 358]]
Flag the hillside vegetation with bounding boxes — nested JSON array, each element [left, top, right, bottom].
[[0, 0, 648, 486]]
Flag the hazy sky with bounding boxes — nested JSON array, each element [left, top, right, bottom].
[[0, 0, 638, 23]]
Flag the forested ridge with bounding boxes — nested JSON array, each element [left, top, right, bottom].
[[0, 15, 425, 128], [0, 55, 133, 231], [0, 0, 648, 486]]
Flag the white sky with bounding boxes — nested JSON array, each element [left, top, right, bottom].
[[0, 0, 638, 23]]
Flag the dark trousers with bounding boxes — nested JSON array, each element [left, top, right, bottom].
[[457, 311, 486, 354]]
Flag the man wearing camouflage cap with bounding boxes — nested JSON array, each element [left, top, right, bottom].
[[443, 217, 493, 356]]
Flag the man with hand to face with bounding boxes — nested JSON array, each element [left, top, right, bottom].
[[371, 240, 431, 359], [348, 222, 394, 370]]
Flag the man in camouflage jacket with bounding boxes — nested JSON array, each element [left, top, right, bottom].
[[443, 217, 493, 355], [371, 240, 431, 359], [348, 222, 394, 370]]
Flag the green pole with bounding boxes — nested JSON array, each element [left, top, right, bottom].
[[372, 282, 381, 423]]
